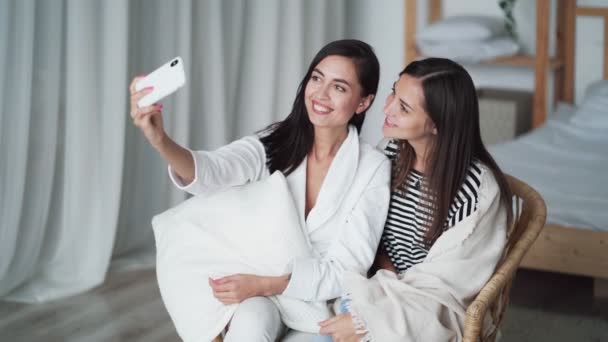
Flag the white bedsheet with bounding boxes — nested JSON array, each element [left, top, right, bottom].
[[489, 104, 608, 231]]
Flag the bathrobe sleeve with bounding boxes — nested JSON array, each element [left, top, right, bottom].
[[168, 135, 268, 195]]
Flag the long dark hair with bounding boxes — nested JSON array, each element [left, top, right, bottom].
[[259, 39, 380, 175], [392, 58, 512, 246]]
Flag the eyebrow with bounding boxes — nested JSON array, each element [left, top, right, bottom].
[[313, 68, 351, 87], [393, 81, 413, 111]]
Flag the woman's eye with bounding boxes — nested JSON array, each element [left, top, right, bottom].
[[400, 105, 408, 113], [391, 87, 396, 94], [335, 85, 346, 92]]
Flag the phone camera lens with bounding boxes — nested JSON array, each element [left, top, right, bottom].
[[171, 59, 178, 67]]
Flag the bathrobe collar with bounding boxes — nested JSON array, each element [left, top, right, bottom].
[[288, 125, 360, 233]]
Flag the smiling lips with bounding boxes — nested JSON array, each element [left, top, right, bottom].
[[312, 100, 333, 115], [384, 117, 397, 127]]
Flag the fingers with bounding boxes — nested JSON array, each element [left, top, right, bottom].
[[319, 317, 340, 335], [213, 292, 239, 304], [318, 319, 331, 327], [129, 75, 146, 94], [319, 323, 336, 335], [209, 281, 235, 293], [319, 314, 354, 337], [209, 278, 240, 304], [208, 277, 228, 288], [319, 314, 342, 327], [130, 86, 155, 113], [214, 294, 238, 304], [132, 109, 162, 131], [208, 275, 254, 305], [131, 103, 162, 120], [214, 274, 239, 284], [209, 277, 234, 294], [129, 75, 154, 119]]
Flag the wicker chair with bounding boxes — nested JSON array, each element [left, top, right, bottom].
[[212, 176, 546, 342], [463, 175, 547, 342]]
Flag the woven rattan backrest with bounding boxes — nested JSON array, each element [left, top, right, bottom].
[[463, 175, 547, 342]]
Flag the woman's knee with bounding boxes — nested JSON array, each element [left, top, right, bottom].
[[224, 297, 284, 342]]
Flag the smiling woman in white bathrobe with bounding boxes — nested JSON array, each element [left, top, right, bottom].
[[129, 39, 391, 342]]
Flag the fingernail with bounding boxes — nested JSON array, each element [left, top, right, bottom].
[[146, 86, 154, 90], [156, 104, 163, 109]]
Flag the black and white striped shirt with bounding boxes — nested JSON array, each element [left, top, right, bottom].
[[381, 140, 483, 273]]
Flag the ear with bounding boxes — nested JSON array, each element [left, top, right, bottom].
[[425, 118, 438, 135], [355, 94, 375, 114]]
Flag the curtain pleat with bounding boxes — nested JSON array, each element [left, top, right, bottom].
[[0, 0, 345, 303]]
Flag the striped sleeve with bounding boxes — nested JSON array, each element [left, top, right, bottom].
[[446, 161, 483, 228]]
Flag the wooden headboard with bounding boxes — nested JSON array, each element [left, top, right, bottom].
[[404, 0, 608, 126]]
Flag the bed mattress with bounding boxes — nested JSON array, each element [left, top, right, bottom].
[[489, 104, 608, 231]]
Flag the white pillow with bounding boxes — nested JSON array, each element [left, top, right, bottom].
[[551, 102, 577, 122], [152, 172, 331, 342], [585, 78, 608, 98], [417, 15, 506, 43], [417, 37, 519, 63], [570, 79, 608, 129]]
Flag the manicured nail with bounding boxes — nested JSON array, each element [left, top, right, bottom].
[[146, 86, 154, 90]]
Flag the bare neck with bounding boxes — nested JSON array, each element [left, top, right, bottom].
[[409, 138, 430, 173], [310, 126, 349, 161]]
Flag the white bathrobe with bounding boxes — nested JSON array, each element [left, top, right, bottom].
[[342, 165, 507, 342], [169, 125, 391, 302]]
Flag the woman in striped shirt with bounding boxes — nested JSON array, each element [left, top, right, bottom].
[[319, 58, 513, 341]]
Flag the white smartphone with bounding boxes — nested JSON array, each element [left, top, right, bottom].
[[135, 56, 186, 108]]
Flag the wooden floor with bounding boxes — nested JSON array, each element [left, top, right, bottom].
[[1, 268, 607, 342], [0, 270, 180, 342]]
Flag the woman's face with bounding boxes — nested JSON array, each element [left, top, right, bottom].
[[304, 55, 372, 130], [382, 74, 436, 143]]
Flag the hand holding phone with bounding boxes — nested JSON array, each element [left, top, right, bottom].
[[135, 56, 186, 108]]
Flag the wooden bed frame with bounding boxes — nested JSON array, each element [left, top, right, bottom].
[[404, 0, 608, 298]]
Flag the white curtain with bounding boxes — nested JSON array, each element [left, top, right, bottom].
[[0, 0, 345, 303]]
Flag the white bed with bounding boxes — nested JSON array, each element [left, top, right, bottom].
[[487, 78, 608, 298], [490, 103, 608, 232]]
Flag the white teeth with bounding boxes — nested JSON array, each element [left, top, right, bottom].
[[313, 103, 331, 113]]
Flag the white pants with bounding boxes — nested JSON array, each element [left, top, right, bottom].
[[224, 297, 285, 342], [223, 297, 323, 342], [282, 330, 321, 342]]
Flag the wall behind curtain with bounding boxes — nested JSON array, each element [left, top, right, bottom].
[[0, 0, 346, 303]]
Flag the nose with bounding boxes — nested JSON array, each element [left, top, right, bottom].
[[316, 83, 331, 100], [383, 93, 395, 116]]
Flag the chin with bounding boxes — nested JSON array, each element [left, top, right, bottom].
[[307, 113, 326, 127], [382, 126, 397, 138]]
